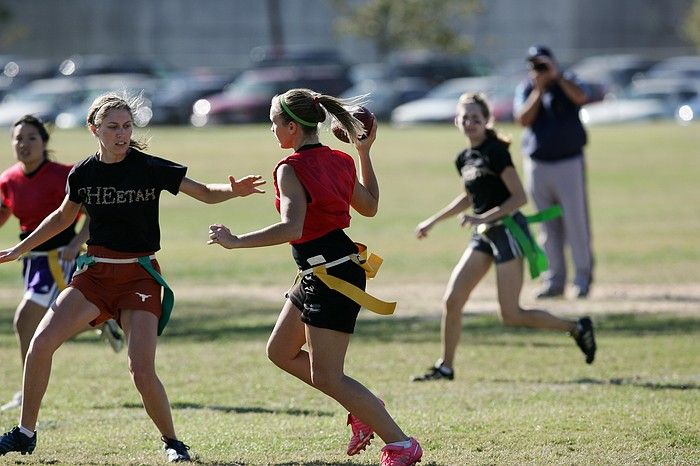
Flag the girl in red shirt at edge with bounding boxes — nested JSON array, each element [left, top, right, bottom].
[[208, 88, 422, 466]]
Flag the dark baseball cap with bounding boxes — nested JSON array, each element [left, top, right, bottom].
[[527, 45, 554, 61]]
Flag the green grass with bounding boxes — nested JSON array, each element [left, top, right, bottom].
[[0, 122, 698, 465], [1, 298, 698, 465]]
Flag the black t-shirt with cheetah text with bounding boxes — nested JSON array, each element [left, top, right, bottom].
[[67, 149, 187, 252], [454, 137, 514, 215]]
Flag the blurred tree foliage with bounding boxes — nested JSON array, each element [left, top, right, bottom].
[[683, 0, 700, 51], [330, 0, 482, 58]]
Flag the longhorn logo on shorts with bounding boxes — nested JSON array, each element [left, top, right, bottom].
[[135, 292, 152, 302]]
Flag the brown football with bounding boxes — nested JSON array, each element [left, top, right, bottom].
[[332, 106, 374, 143]]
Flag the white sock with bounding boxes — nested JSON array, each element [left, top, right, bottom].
[[386, 439, 412, 448], [18, 425, 35, 437]]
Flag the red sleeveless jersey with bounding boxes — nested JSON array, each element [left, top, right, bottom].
[[0, 161, 72, 232], [273, 145, 356, 244]]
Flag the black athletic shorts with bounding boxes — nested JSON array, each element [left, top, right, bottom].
[[470, 211, 531, 264], [288, 230, 366, 334]]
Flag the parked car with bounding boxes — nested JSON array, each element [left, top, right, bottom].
[[149, 71, 235, 125], [385, 50, 489, 85], [579, 77, 699, 125], [0, 56, 58, 100], [391, 75, 516, 125], [340, 77, 432, 121], [56, 54, 168, 78], [52, 73, 158, 128], [570, 54, 657, 95], [0, 77, 86, 126], [639, 55, 700, 82], [249, 45, 347, 70], [191, 65, 352, 126], [675, 96, 700, 124]]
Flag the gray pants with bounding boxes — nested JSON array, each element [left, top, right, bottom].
[[524, 154, 593, 291]]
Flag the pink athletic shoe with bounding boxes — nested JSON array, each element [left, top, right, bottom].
[[346, 412, 374, 455], [380, 437, 423, 466]]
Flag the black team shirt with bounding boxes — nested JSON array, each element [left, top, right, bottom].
[[454, 137, 513, 215], [67, 149, 188, 252]]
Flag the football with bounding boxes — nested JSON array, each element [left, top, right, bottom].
[[332, 106, 375, 143]]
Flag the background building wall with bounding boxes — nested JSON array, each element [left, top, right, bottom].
[[0, 0, 695, 70], [465, 0, 695, 64]]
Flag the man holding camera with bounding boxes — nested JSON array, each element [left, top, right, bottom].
[[513, 45, 594, 299]]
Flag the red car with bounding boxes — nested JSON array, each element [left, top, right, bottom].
[[191, 65, 351, 126]]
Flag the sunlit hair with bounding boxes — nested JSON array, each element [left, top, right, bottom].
[[272, 88, 367, 142], [12, 114, 53, 160], [86, 92, 148, 150], [457, 92, 511, 147]]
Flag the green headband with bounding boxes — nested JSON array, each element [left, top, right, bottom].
[[279, 97, 317, 127]]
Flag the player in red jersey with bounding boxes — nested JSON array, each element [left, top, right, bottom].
[[208, 89, 422, 466]]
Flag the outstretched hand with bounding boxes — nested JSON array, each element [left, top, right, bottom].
[[229, 175, 266, 198], [0, 248, 20, 264], [460, 213, 484, 228], [415, 219, 434, 239], [208, 223, 238, 249]]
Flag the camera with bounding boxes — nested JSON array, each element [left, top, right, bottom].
[[532, 62, 549, 72]]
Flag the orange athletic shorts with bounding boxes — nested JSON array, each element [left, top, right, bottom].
[[68, 245, 163, 327]]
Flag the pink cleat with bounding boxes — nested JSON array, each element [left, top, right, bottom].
[[346, 412, 374, 455], [346, 399, 385, 455], [380, 437, 423, 466]]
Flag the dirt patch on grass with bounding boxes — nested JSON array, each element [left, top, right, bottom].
[[170, 281, 699, 317]]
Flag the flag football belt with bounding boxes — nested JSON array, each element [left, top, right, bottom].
[[76, 254, 174, 336], [23, 248, 69, 292], [298, 243, 396, 315], [476, 205, 563, 279]]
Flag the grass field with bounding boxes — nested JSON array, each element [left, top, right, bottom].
[[0, 121, 698, 465]]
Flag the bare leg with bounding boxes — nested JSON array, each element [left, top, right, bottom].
[[440, 248, 492, 369], [495, 258, 576, 332], [306, 325, 407, 444], [14, 298, 103, 370], [120, 309, 177, 439], [266, 300, 312, 384], [20, 288, 101, 429], [13, 299, 47, 368], [266, 301, 406, 444]]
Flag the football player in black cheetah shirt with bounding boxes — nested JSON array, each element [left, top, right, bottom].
[[0, 93, 264, 461]]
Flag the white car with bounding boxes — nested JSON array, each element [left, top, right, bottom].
[[391, 76, 515, 125], [53, 73, 157, 128], [580, 78, 699, 126], [0, 78, 84, 127]]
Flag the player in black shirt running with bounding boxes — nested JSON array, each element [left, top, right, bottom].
[[411, 93, 595, 382]]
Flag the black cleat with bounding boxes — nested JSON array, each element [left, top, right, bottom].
[[411, 363, 454, 382], [0, 426, 37, 456], [162, 436, 191, 462], [572, 316, 596, 364]]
